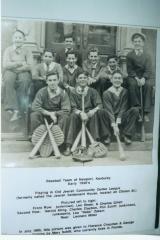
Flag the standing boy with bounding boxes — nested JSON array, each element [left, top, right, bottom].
[[55, 34, 82, 67], [126, 33, 153, 122], [3, 29, 33, 121], [31, 72, 70, 151], [64, 71, 109, 156], [31, 49, 63, 101], [82, 47, 106, 96], [103, 70, 139, 145]]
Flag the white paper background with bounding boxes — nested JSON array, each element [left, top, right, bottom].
[[1, 0, 160, 239], [1, 165, 158, 234]]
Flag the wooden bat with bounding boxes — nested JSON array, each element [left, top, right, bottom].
[[140, 86, 145, 142], [81, 93, 86, 148], [44, 118, 61, 159], [29, 122, 53, 159], [86, 127, 94, 144], [71, 130, 82, 152], [116, 134, 126, 161]]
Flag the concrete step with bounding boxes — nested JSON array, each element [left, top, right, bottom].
[[1, 140, 152, 153]]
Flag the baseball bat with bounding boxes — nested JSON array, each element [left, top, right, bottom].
[[140, 86, 145, 142], [86, 127, 95, 144], [116, 134, 126, 161], [44, 118, 61, 159], [81, 93, 86, 148], [29, 122, 53, 159], [71, 130, 82, 152]]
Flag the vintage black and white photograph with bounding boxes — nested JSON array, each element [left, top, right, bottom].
[[1, 18, 157, 167]]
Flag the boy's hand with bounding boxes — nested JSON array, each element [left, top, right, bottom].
[[49, 112, 57, 123], [16, 62, 23, 67], [88, 77, 97, 85], [87, 109, 96, 118], [135, 77, 141, 86], [112, 123, 120, 136], [80, 112, 88, 122], [69, 86, 75, 92], [140, 77, 145, 86]]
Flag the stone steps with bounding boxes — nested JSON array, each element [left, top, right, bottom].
[[1, 140, 152, 153]]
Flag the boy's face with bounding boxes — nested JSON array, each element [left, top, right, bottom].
[[88, 51, 99, 65], [46, 74, 59, 91], [65, 37, 74, 49], [111, 73, 123, 88], [43, 51, 54, 64], [66, 54, 77, 67], [12, 31, 25, 47], [76, 73, 88, 88], [108, 58, 118, 70], [132, 37, 144, 50]]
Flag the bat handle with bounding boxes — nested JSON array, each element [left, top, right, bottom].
[[44, 118, 61, 159], [81, 121, 86, 148], [86, 127, 95, 144], [81, 93, 87, 148]]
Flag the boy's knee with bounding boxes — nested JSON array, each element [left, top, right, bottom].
[[130, 107, 139, 115], [70, 113, 80, 121], [128, 79, 137, 88], [30, 111, 42, 121], [145, 81, 152, 88]]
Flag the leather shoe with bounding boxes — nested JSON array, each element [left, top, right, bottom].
[[144, 114, 150, 122], [124, 136, 132, 145], [104, 137, 111, 145], [63, 147, 71, 156]]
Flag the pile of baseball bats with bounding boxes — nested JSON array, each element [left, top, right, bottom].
[[29, 118, 61, 159]]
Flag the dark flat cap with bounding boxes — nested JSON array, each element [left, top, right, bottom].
[[131, 32, 146, 41]]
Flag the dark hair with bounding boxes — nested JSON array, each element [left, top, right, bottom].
[[111, 69, 123, 76], [46, 72, 59, 79], [66, 50, 78, 58], [42, 49, 55, 57], [76, 70, 89, 78], [64, 34, 74, 41], [87, 46, 99, 56], [107, 55, 118, 62], [14, 29, 25, 37]]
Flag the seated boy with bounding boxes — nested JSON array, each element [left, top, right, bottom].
[[30, 49, 63, 101], [103, 70, 139, 145], [31, 72, 70, 152], [82, 47, 106, 96], [3, 29, 33, 121], [62, 50, 83, 93], [126, 33, 153, 122], [64, 71, 109, 156], [97, 55, 121, 93]]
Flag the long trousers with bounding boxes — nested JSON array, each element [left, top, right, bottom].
[[127, 77, 152, 113], [66, 109, 110, 145], [106, 107, 139, 138], [30, 111, 70, 144], [3, 70, 31, 112]]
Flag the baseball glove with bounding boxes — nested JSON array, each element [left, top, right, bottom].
[[72, 146, 93, 162], [87, 142, 108, 158]]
